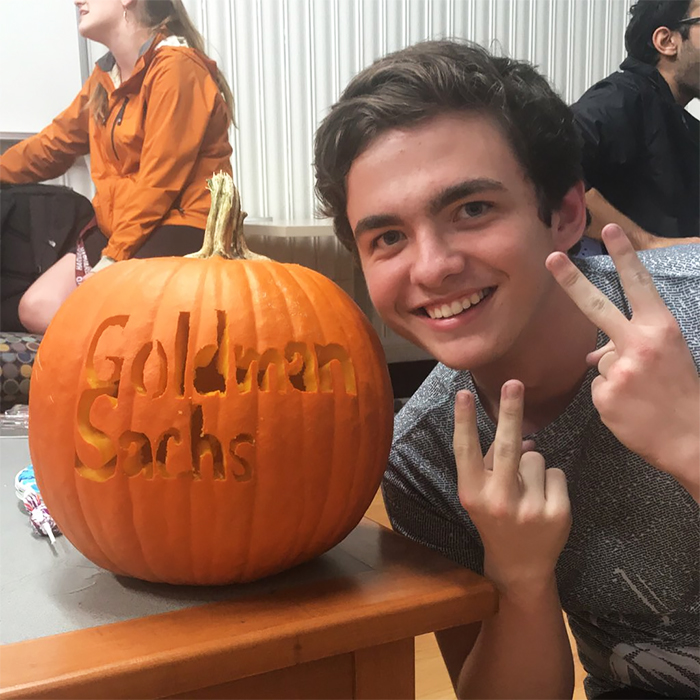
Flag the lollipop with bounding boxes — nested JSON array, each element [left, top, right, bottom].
[[23, 492, 61, 544], [15, 465, 61, 544]]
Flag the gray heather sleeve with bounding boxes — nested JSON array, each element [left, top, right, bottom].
[[381, 366, 485, 575]]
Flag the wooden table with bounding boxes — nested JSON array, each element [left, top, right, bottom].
[[0, 435, 497, 699]]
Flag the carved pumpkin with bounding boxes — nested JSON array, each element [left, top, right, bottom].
[[28, 173, 393, 585]]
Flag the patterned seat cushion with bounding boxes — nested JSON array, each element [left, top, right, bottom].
[[0, 333, 42, 411]]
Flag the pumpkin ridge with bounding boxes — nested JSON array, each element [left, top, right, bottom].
[[122, 261, 189, 582], [144, 259, 207, 582], [236, 259, 309, 576], [260, 260, 308, 572], [198, 265, 230, 580], [237, 260, 264, 581], [74, 264, 155, 578], [30, 361, 108, 570], [258, 260, 321, 571], [186, 258, 221, 582], [118, 260, 185, 581], [221, 260, 260, 581], [322, 266, 390, 544], [203, 258, 245, 582], [265, 261, 340, 567], [29, 304, 105, 570], [287, 266, 365, 547]]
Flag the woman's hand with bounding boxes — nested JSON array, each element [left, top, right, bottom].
[[453, 381, 571, 594]]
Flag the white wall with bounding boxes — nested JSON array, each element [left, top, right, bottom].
[[179, 0, 636, 222], [7, 0, 677, 361], [0, 1, 88, 138], [3, 0, 647, 213]]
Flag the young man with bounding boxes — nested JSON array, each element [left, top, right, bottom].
[[572, 0, 700, 250], [314, 41, 699, 699]]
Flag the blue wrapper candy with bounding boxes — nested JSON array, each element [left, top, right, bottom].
[[14, 464, 39, 499]]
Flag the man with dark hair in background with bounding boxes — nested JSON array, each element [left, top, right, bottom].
[[572, 0, 700, 251]]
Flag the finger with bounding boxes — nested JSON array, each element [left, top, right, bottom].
[[519, 451, 546, 497], [483, 438, 536, 471], [453, 390, 484, 485], [546, 251, 629, 343], [586, 340, 615, 366], [522, 439, 536, 453], [601, 224, 668, 319], [544, 467, 571, 513], [492, 380, 525, 484], [597, 349, 618, 378]]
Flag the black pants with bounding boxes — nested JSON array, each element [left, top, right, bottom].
[[80, 224, 205, 267], [594, 688, 684, 699]]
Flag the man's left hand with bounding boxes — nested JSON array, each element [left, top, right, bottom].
[[546, 224, 699, 500]]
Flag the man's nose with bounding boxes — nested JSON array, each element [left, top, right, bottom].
[[409, 230, 465, 289]]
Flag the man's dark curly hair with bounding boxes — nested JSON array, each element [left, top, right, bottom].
[[314, 39, 584, 255], [625, 0, 693, 65]]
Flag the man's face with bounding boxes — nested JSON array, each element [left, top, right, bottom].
[[346, 112, 581, 371], [676, 1, 700, 101]]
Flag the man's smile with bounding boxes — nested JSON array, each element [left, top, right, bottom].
[[415, 287, 496, 319]]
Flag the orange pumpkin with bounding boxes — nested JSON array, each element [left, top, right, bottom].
[[28, 173, 393, 585]]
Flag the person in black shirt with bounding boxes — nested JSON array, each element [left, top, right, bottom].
[[572, 0, 699, 251]]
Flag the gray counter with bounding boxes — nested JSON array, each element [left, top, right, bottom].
[[0, 434, 368, 646]]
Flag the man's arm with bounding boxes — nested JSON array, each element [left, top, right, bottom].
[[442, 384, 575, 699], [585, 189, 700, 251], [437, 582, 574, 699]]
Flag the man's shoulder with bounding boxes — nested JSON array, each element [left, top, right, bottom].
[[572, 69, 646, 115], [577, 248, 700, 339], [578, 246, 700, 286], [393, 364, 470, 437]]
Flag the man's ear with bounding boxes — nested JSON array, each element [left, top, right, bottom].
[[552, 180, 587, 252], [652, 26, 680, 58]]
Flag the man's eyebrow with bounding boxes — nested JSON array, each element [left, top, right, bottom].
[[352, 179, 505, 239], [429, 179, 506, 215], [353, 214, 404, 240]]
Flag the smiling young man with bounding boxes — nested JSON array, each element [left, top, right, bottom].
[[314, 41, 700, 699]]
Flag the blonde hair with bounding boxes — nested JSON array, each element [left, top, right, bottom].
[[89, 0, 235, 126]]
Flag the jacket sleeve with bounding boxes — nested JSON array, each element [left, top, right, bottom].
[[571, 82, 641, 191], [103, 52, 223, 260], [0, 80, 91, 184]]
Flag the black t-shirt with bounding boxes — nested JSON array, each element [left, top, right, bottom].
[[572, 57, 699, 239]]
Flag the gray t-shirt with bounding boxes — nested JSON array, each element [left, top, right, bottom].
[[384, 246, 700, 698]]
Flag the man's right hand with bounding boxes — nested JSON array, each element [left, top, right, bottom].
[[453, 381, 571, 594], [585, 188, 700, 251], [645, 235, 700, 249]]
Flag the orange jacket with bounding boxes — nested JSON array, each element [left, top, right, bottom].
[[0, 36, 233, 261]]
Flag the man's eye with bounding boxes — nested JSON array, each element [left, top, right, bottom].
[[372, 230, 404, 249], [459, 202, 491, 218]]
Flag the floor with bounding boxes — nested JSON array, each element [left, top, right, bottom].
[[364, 489, 588, 699]]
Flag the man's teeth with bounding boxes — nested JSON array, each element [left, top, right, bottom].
[[427, 289, 488, 319]]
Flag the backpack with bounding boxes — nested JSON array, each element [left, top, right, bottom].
[[0, 183, 94, 331]]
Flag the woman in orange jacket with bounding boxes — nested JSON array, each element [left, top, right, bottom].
[[0, 0, 234, 333]]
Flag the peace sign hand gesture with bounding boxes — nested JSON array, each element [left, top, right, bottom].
[[546, 224, 700, 500], [454, 381, 571, 594]]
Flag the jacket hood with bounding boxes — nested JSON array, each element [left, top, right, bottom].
[[95, 34, 220, 94]]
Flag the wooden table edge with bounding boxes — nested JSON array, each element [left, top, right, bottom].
[[1, 520, 498, 699]]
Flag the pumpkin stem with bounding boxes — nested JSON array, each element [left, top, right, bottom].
[[187, 172, 267, 260]]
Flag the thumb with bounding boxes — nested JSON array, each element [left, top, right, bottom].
[[586, 340, 615, 367]]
